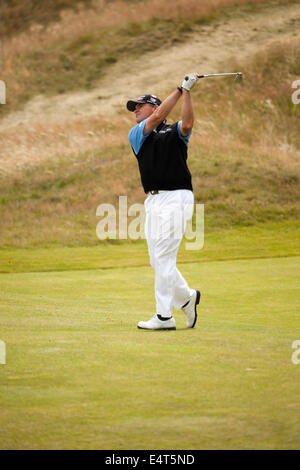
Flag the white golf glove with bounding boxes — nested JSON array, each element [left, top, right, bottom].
[[182, 74, 198, 91]]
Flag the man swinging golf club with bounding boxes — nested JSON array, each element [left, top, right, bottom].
[[127, 73, 201, 330]]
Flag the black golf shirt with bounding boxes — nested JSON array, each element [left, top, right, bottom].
[[128, 120, 193, 194]]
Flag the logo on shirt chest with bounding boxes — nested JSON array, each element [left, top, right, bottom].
[[153, 127, 172, 134]]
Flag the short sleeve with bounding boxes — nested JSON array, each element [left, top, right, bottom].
[[177, 121, 192, 145], [128, 119, 151, 155]]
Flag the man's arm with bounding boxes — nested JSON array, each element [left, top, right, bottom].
[[180, 89, 194, 137], [143, 88, 182, 135], [180, 77, 200, 136], [179, 73, 199, 136]]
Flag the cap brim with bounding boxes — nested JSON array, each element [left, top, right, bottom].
[[127, 100, 139, 112]]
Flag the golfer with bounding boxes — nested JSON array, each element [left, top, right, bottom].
[[127, 74, 201, 330]]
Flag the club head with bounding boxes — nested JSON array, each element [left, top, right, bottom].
[[234, 72, 243, 83]]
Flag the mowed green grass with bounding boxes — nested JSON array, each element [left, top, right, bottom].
[[1, 220, 299, 273], [0, 251, 300, 449]]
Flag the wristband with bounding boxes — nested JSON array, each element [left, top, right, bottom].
[[177, 86, 183, 94]]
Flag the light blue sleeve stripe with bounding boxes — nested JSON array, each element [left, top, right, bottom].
[[128, 119, 150, 155], [177, 120, 192, 145]]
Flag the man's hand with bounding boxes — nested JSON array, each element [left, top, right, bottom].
[[182, 73, 199, 91]]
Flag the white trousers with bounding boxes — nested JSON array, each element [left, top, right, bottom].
[[144, 189, 194, 317]]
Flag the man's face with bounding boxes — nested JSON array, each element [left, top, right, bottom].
[[134, 103, 157, 123]]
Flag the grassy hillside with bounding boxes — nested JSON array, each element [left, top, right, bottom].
[[0, 35, 299, 247], [0, 0, 295, 38], [0, 0, 298, 116], [0, 0, 299, 247], [0, 0, 92, 38]]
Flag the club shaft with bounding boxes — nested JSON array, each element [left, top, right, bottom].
[[197, 72, 242, 78]]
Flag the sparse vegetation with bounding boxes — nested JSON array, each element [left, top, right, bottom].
[[0, 15, 215, 115], [1, 33, 300, 247], [0, 0, 296, 39], [0, 0, 299, 247], [1, 0, 299, 115], [0, 0, 93, 38]]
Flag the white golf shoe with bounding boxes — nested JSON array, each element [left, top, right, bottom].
[[137, 314, 176, 330], [181, 290, 201, 328]]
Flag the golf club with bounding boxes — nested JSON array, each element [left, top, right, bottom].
[[195, 72, 243, 82]]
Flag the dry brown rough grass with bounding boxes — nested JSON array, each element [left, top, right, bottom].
[[0, 1, 299, 175]]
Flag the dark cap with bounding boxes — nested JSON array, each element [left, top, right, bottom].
[[126, 94, 162, 112]]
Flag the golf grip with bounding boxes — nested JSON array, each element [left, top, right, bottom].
[[185, 76, 204, 80]]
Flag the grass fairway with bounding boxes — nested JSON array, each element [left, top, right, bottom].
[[1, 253, 300, 449]]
